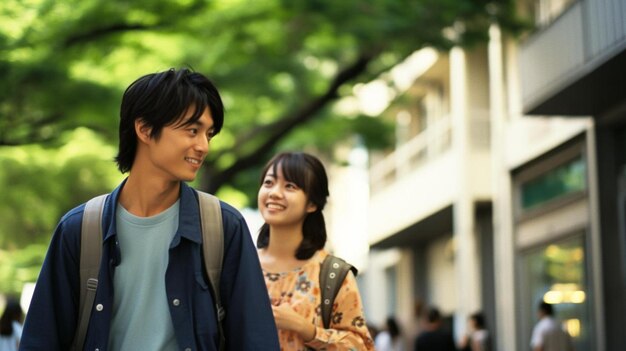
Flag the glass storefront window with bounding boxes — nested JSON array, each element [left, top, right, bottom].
[[520, 234, 591, 351], [520, 156, 586, 211], [385, 265, 398, 314]]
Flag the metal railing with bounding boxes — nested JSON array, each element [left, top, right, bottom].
[[369, 114, 452, 193], [369, 110, 491, 194]]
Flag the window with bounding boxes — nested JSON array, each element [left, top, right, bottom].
[[520, 156, 586, 212], [385, 265, 398, 314], [520, 234, 591, 351]]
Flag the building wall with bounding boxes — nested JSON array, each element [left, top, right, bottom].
[[425, 234, 457, 315]]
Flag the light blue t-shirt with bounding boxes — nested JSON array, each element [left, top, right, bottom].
[[0, 321, 22, 351], [108, 200, 180, 351]]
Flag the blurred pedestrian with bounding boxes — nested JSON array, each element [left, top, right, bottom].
[[530, 302, 574, 351], [0, 297, 24, 351], [257, 151, 375, 350], [375, 316, 406, 351], [414, 307, 457, 351], [459, 312, 490, 351]]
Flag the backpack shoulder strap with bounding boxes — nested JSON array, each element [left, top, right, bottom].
[[319, 254, 358, 329], [73, 194, 108, 351], [196, 190, 225, 351]]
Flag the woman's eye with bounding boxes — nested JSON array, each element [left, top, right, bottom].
[[286, 183, 298, 190], [189, 128, 198, 135]]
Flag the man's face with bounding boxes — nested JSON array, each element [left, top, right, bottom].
[[141, 107, 215, 182]]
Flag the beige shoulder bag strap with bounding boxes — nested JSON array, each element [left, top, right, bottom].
[[73, 194, 107, 351], [197, 190, 225, 351]]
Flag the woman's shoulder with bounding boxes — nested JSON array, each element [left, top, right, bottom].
[[313, 249, 328, 263], [297, 249, 326, 272], [473, 329, 489, 341]]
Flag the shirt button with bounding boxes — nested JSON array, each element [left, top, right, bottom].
[[184, 348, 191, 351], [172, 299, 181, 306], [95, 349, 100, 351], [96, 304, 104, 311]]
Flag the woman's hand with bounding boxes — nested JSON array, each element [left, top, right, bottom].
[[272, 304, 316, 342]]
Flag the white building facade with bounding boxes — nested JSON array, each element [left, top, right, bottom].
[[327, 1, 626, 350]]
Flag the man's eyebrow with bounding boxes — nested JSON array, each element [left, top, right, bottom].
[[183, 118, 214, 130]]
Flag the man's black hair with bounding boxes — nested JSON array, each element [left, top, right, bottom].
[[386, 316, 401, 339], [426, 307, 442, 323], [470, 312, 486, 329], [0, 296, 23, 336], [538, 301, 554, 316], [115, 68, 224, 173]]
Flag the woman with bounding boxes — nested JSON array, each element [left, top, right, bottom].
[[459, 312, 490, 351], [257, 152, 374, 350], [0, 297, 24, 351], [375, 316, 405, 351]]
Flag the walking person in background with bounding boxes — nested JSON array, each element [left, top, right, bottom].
[[19, 68, 279, 350], [530, 302, 574, 351], [256, 151, 375, 350], [0, 297, 24, 351], [414, 307, 457, 351], [459, 312, 490, 351], [375, 316, 405, 351]]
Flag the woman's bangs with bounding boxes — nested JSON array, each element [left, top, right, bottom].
[[277, 155, 309, 192]]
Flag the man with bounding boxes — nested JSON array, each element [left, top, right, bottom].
[[530, 302, 574, 351], [414, 307, 457, 351], [20, 68, 280, 350]]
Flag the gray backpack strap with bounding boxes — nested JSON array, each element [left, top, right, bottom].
[[319, 255, 358, 329], [73, 194, 108, 351], [197, 190, 225, 351]]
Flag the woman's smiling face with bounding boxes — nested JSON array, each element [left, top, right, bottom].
[[258, 163, 317, 228]]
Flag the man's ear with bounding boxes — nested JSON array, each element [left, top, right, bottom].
[[135, 119, 152, 143]]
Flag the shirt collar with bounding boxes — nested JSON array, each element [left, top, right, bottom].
[[102, 180, 202, 244]]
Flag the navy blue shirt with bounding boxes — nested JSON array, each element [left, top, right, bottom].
[[20, 181, 279, 351]]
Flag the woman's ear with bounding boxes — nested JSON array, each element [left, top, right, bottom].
[[135, 119, 152, 144], [306, 202, 317, 214]]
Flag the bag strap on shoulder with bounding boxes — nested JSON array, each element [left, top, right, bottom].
[[319, 255, 358, 329], [74, 191, 226, 351], [73, 194, 108, 351], [197, 190, 225, 351]]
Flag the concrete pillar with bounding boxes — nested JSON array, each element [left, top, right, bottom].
[[488, 24, 517, 351], [587, 126, 607, 351], [450, 46, 481, 340], [329, 144, 370, 271]]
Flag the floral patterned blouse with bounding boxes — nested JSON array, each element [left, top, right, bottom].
[[263, 250, 375, 351]]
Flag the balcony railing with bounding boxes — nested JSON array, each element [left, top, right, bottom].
[[370, 114, 452, 193]]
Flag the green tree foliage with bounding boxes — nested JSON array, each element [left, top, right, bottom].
[[0, 128, 123, 295], [1, 0, 525, 186], [0, 0, 526, 293]]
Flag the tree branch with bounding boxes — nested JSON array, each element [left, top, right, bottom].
[[202, 51, 377, 193], [63, 23, 157, 47]]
